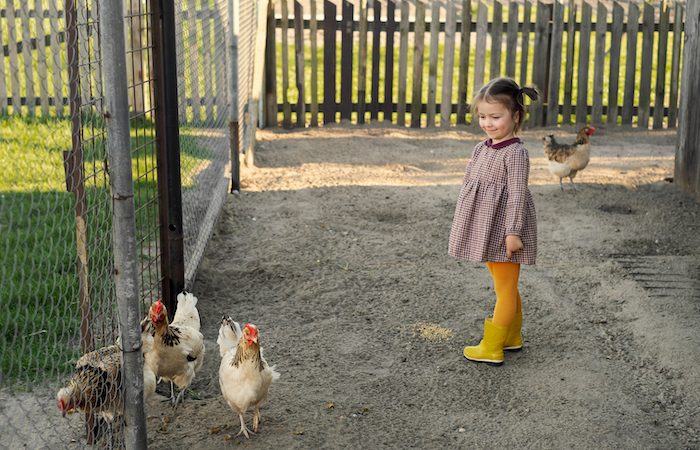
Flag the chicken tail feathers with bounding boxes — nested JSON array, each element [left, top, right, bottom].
[[173, 291, 201, 330], [217, 316, 242, 356]]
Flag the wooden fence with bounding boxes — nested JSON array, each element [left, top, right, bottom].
[[265, 0, 685, 129], [0, 1, 227, 120]]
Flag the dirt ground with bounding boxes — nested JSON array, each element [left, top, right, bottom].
[[144, 123, 699, 449]]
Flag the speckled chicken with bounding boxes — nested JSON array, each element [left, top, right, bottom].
[[147, 292, 205, 408], [218, 316, 280, 438], [543, 126, 595, 190]]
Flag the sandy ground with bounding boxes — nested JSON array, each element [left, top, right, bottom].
[[134, 123, 700, 449]]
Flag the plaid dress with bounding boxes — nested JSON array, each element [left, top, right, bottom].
[[448, 137, 537, 265]]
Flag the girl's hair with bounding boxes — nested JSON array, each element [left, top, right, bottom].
[[470, 77, 539, 133]]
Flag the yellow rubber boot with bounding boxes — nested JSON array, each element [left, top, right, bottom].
[[503, 311, 523, 351], [463, 319, 509, 365]]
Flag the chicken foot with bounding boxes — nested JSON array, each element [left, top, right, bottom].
[[253, 406, 262, 432], [236, 413, 255, 439]]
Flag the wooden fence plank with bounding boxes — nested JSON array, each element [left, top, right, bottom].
[[427, 1, 440, 127], [295, 0, 307, 126], [653, 0, 670, 129], [264, 0, 277, 126], [383, 0, 396, 122], [202, 11, 213, 121], [370, 0, 381, 120], [519, 0, 531, 89], [607, 1, 624, 126], [473, 2, 488, 93], [282, 0, 291, 127], [214, 8, 227, 121], [323, 0, 336, 124], [0, 3, 7, 113], [20, 1, 35, 115], [592, 2, 607, 125], [562, 0, 576, 125], [490, 0, 503, 79], [36, 0, 49, 116], [506, 1, 518, 78], [674, 0, 700, 200], [457, 0, 472, 124], [621, 2, 639, 125], [546, 0, 564, 126], [358, 0, 369, 124], [410, 1, 425, 127], [309, 0, 319, 126], [397, 0, 409, 126], [529, 1, 549, 127], [441, 0, 457, 128], [188, 0, 201, 122], [668, 2, 683, 128], [638, 2, 655, 129], [576, 0, 592, 126], [340, 0, 353, 121]]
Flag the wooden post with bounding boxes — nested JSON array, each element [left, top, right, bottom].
[[546, 0, 564, 127], [370, 0, 382, 121], [281, 0, 291, 128], [441, 1, 457, 129], [410, 1, 426, 127], [607, 1, 624, 126], [358, 0, 369, 124], [340, 0, 353, 121], [396, 0, 409, 125], [323, 0, 337, 124], [264, 0, 278, 127], [576, 0, 592, 126], [295, 1, 307, 127], [309, 0, 319, 126], [592, 2, 607, 126], [427, 1, 440, 127], [668, 2, 684, 128], [675, 0, 700, 201], [456, 0, 472, 124], [653, 0, 670, 129], [383, 0, 396, 123]]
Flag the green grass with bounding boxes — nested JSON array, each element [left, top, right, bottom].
[[0, 114, 213, 387]]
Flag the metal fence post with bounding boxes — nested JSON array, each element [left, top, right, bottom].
[[99, 0, 148, 448], [230, 0, 240, 192]]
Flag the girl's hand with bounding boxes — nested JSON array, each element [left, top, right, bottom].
[[506, 235, 523, 259]]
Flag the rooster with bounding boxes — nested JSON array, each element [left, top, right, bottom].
[[543, 126, 595, 190], [218, 316, 280, 438], [148, 292, 205, 408]]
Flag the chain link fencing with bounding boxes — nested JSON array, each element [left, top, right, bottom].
[[0, 0, 264, 447]]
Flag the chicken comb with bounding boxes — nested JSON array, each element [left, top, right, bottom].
[[153, 299, 163, 315], [244, 324, 257, 339]]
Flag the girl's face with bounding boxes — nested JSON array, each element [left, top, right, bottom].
[[477, 101, 519, 144]]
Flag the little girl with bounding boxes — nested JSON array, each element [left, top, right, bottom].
[[448, 77, 539, 365]]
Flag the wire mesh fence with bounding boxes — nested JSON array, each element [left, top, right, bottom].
[[0, 0, 263, 447]]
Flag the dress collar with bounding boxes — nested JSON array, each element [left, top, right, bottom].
[[485, 137, 522, 149]]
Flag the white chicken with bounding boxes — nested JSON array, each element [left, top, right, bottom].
[[148, 292, 205, 408], [218, 316, 280, 438]]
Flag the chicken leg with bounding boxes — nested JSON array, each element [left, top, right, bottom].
[[237, 412, 254, 438]]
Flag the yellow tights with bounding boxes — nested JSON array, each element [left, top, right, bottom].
[[487, 262, 522, 327]]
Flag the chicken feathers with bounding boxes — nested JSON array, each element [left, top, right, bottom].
[[218, 316, 279, 438], [543, 126, 595, 190], [57, 345, 123, 422], [148, 293, 205, 408]]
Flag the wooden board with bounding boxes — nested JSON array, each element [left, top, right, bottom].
[[490, 0, 503, 79], [264, 0, 278, 126], [358, 0, 369, 124], [473, 2, 488, 94], [668, 2, 683, 128], [607, 1, 624, 126], [519, 0, 532, 89], [529, 1, 550, 127], [19, 1, 35, 115], [456, 0, 472, 124], [621, 2, 639, 125], [637, 2, 655, 128], [410, 1, 425, 127], [592, 2, 608, 125], [383, 0, 396, 122], [653, 1, 670, 129], [576, 0, 592, 126], [35, 0, 49, 116], [370, 0, 382, 120], [295, 0, 307, 127], [323, 0, 337, 124], [397, 0, 409, 126], [427, 1, 440, 127], [310, 0, 319, 126], [282, 0, 291, 128], [441, 1, 457, 128], [340, 0, 353, 121], [506, 1, 519, 78], [562, 0, 576, 125], [546, 0, 564, 126]]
